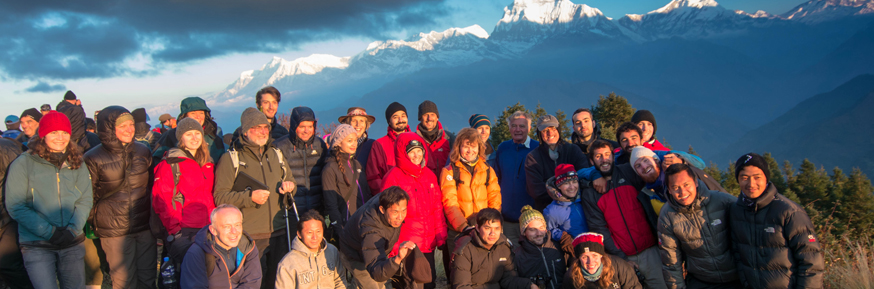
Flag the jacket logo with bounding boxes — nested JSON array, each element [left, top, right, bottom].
[[311, 150, 318, 155], [446, 175, 453, 181], [430, 184, 434, 189], [619, 179, 625, 184], [357, 169, 361, 173], [239, 161, 247, 167], [438, 148, 443, 152], [808, 234, 816, 242], [765, 227, 775, 233], [711, 219, 722, 226], [499, 257, 507, 262]]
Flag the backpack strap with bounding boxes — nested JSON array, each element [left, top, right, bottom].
[[228, 149, 240, 178], [272, 147, 287, 181], [485, 166, 491, 187], [170, 162, 183, 211], [205, 253, 215, 278], [451, 163, 463, 190]]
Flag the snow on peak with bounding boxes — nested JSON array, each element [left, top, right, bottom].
[[781, 0, 874, 21], [735, 9, 777, 18], [652, 0, 720, 14], [498, 0, 606, 26], [365, 25, 489, 54]]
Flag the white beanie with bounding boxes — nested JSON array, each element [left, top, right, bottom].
[[630, 146, 658, 166]]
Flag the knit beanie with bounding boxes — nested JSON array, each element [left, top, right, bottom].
[[38, 111, 71, 138], [536, 114, 559, 132], [385, 102, 407, 124], [630, 146, 658, 167], [631, 110, 657, 136], [175, 118, 204, 141], [131, 108, 148, 123], [20, 108, 42, 123], [63, 90, 77, 100], [330, 124, 358, 148], [406, 138, 424, 154], [519, 205, 546, 231], [469, 114, 490, 129], [554, 164, 578, 187], [115, 113, 134, 128], [417, 100, 439, 121], [573, 232, 606, 257], [240, 107, 270, 133], [735, 153, 770, 183]]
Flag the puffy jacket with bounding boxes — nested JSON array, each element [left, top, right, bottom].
[[544, 196, 588, 242], [339, 191, 402, 282], [0, 138, 23, 229], [494, 138, 539, 222], [213, 135, 296, 240], [525, 142, 590, 211], [273, 130, 327, 216], [382, 132, 447, 254], [451, 229, 533, 289], [356, 135, 375, 200], [416, 121, 451, 177], [580, 164, 657, 259], [84, 106, 153, 238], [658, 185, 738, 289], [322, 151, 363, 239], [153, 148, 216, 235], [153, 97, 225, 164], [5, 151, 92, 244], [366, 127, 409, 195], [729, 183, 824, 289], [56, 101, 101, 153], [514, 237, 567, 289], [440, 158, 501, 232], [181, 226, 261, 289], [560, 255, 643, 289], [275, 236, 345, 289], [642, 139, 669, 152]]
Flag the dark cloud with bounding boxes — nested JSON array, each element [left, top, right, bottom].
[[0, 0, 449, 81], [24, 81, 67, 93]]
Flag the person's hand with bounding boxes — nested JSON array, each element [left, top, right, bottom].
[[593, 177, 607, 194], [530, 284, 539, 289], [560, 232, 574, 255], [394, 241, 416, 264], [278, 181, 295, 195], [49, 227, 76, 247], [251, 189, 270, 205]]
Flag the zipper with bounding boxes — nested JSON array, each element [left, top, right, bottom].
[[209, 238, 255, 286], [614, 183, 639, 255], [697, 204, 722, 283], [57, 170, 62, 227], [538, 246, 553, 289]]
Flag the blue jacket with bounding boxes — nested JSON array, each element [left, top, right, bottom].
[[181, 226, 261, 289], [544, 199, 588, 241], [494, 137, 539, 221]]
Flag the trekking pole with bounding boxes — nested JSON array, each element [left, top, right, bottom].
[[283, 193, 293, 252]]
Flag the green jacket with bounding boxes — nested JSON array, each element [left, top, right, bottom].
[[5, 152, 93, 244]]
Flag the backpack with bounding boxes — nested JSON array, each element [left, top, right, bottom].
[[226, 147, 295, 218], [150, 160, 182, 241]]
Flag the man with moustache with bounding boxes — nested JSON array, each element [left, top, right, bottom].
[[414, 100, 451, 177], [570, 108, 618, 154], [366, 102, 411, 195], [513, 206, 567, 289], [525, 114, 589, 211], [614, 122, 643, 165]]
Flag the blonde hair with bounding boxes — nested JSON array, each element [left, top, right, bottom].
[[449, 128, 486, 164]]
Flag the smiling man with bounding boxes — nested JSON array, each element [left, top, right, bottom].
[[14, 108, 41, 150], [494, 111, 539, 244], [256, 86, 289, 140], [513, 205, 567, 289], [452, 208, 536, 289], [274, 106, 328, 232], [366, 102, 411, 195], [415, 100, 451, 177], [275, 210, 345, 289], [525, 114, 590, 211], [181, 204, 262, 288]]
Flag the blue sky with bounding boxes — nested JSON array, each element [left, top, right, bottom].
[[0, 0, 804, 124]]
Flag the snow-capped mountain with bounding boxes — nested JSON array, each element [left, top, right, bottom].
[[491, 0, 626, 42], [213, 54, 350, 104], [616, 0, 770, 40], [782, 0, 874, 22]]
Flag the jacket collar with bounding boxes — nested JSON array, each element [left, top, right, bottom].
[[385, 126, 410, 142], [195, 226, 255, 258], [290, 235, 326, 258], [469, 228, 509, 251], [738, 182, 778, 212], [394, 132, 428, 177], [518, 235, 556, 254]]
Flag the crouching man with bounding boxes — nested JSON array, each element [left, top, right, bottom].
[[181, 204, 262, 288]]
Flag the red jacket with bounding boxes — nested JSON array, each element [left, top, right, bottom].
[[643, 139, 669, 151], [382, 133, 447, 254], [153, 148, 216, 235], [416, 122, 451, 177], [366, 126, 410, 195]]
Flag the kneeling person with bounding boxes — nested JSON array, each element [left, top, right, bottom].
[[276, 210, 345, 288], [452, 208, 536, 289], [182, 204, 262, 288]]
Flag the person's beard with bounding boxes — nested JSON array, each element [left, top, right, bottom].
[[640, 167, 660, 184]]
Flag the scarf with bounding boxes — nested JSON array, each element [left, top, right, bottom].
[[417, 123, 441, 143], [548, 147, 559, 161], [48, 152, 68, 168], [461, 156, 478, 175], [357, 133, 368, 145], [582, 263, 604, 282]]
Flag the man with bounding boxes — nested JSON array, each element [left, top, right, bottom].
[[340, 187, 414, 289], [131, 108, 160, 150], [84, 106, 156, 289], [0, 137, 33, 288], [525, 114, 589, 211], [14, 108, 41, 150], [658, 163, 739, 289], [631, 110, 669, 151], [275, 210, 345, 289], [339, 107, 377, 200], [452, 208, 536, 289], [2, 115, 20, 139], [614, 122, 643, 165], [56, 90, 101, 152], [153, 96, 225, 163], [513, 206, 566, 289], [274, 106, 328, 218], [579, 140, 666, 289], [570, 108, 618, 154], [40, 104, 51, 115], [494, 111, 538, 243], [181, 205, 262, 288], [415, 100, 451, 177], [157, 113, 177, 134], [366, 102, 410, 195], [469, 114, 495, 165], [256, 86, 289, 140], [214, 107, 297, 289], [729, 153, 823, 288]]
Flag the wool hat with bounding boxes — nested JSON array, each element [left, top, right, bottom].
[[631, 110, 657, 136], [330, 124, 358, 148], [735, 153, 770, 183], [630, 146, 658, 167], [469, 114, 490, 129], [554, 164, 578, 187], [417, 100, 439, 121], [536, 114, 559, 132], [63, 90, 77, 100], [40, 104, 51, 112], [131, 108, 148, 123], [338, 107, 376, 125], [519, 205, 546, 231], [240, 107, 270, 133], [404, 246, 432, 283], [115, 113, 134, 128], [406, 138, 424, 155], [20, 108, 42, 123], [573, 232, 606, 257], [385, 102, 407, 124], [38, 111, 71, 138], [175, 118, 204, 142], [158, 113, 174, 123]]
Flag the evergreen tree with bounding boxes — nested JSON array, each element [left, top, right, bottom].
[[490, 102, 530, 148], [841, 169, 874, 237], [555, 109, 570, 142], [790, 159, 831, 211], [592, 92, 635, 134], [687, 145, 699, 157]]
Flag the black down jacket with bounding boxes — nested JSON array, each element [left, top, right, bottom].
[[84, 106, 153, 238], [273, 108, 327, 215]]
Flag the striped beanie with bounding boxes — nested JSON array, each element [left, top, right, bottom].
[[469, 114, 490, 129]]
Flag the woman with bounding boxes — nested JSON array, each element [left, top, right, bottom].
[[322, 124, 363, 242], [339, 107, 376, 201], [152, 118, 216, 264], [382, 132, 447, 288], [6, 111, 93, 289], [563, 233, 642, 289]]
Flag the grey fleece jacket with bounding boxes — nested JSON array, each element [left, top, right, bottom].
[[275, 236, 346, 289]]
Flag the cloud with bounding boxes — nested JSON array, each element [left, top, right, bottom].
[[24, 81, 67, 93], [0, 0, 450, 81]]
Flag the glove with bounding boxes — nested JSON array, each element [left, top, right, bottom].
[[48, 227, 77, 247], [560, 232, 574, 256]]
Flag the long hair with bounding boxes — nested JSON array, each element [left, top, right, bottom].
[[177, 135, 211, 166], [570, 254, 615, 288], [449, 128, 486, 164], [329, 148, 352, 184], [28, 136, 83, 170]]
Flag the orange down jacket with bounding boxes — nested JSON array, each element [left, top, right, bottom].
[[440, 158, 501, 232]]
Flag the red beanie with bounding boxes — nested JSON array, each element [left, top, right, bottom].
[[554, 164, 578, 187], [573, 232, 606, 257], [38, 111, 71, 138]]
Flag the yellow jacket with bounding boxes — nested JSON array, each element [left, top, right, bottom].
[[440, 158, 501, 232]]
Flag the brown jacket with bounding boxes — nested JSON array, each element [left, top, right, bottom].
[[451, 229, 532, 289]]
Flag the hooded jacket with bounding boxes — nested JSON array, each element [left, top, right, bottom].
[[153, 97, 225, 164], [452, 229, 533, 289], [658, 185, 738, 289], [56, 100, 101, 152], [494, 138, 539, 222], [560, 255, 643, 289], [213, 135, 297, 240], [355, 134, 375, 200], [153, 148, 216, 235], [381, 132, 447, 254], [525, 140, 590, 211], [514, 237, 567, 289], [571, 121, 619, 155], [339, 192, 402, 282], [0, 138, 23, 230], [181, 226, 261, 289], [274, 106, 327, 215], [275, 236, 345, 289], [84, 106, 153, 238], [729, 183, 824, 289], [322, 151, 363, 239], [366, 126, 410, 195], [415, 121, 451, 177], [440, 157, 501, 232], [544, 177, 588, 241]]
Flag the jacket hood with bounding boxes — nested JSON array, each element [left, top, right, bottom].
[[177, 97, 211, 119], [95, 106, 131, 152], [545, 176, 575, 203], [738, 182, 778, 211], [289, 106, 316, 132], [394, 132, 428, 177], [290, 235, 327, 257], [55, 101, 86, 142], [193, 225, 255, 258]]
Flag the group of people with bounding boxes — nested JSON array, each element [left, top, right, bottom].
[[0, 86, 824, 289]]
